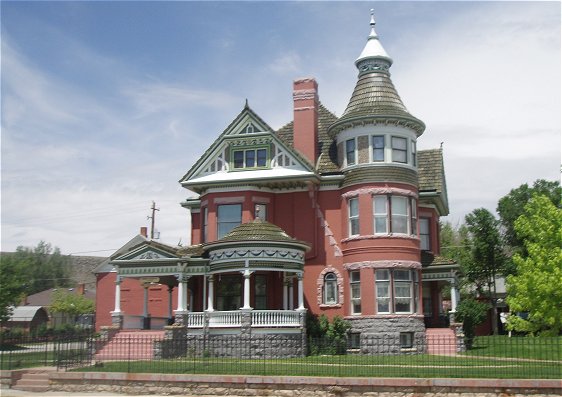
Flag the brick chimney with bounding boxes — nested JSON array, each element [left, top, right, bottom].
[[76, 283, 85, 296], [293, 78, 319, 165], [140, 227, 148, 237]]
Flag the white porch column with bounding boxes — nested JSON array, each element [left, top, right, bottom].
[[207, 275, 214, 312], [182, 277, 190, 312], [241, 269, 253, 310], [175, 275, 186, 312], [113, 276, 122, 313], [283, 275, 289, 310], [297, 272, 305, 311], [450, 281, 459, 312]]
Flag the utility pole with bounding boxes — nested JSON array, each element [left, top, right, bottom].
[[147, 201, 160, 240]]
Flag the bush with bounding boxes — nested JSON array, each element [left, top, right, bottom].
[[307, 314, 350, 355], [455, 298, 490, 348]]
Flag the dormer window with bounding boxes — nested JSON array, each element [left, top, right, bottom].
[[245, 123, 256, 134], [233, 148, 268, 169]]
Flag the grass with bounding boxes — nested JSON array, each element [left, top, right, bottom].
[[76, 352, 562, 379], [462, 336, 562, 361]]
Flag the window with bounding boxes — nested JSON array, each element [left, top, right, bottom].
[[233, 148, 268, 169], [411, 140, 417, 166], [323, 272, 338, 305], [348, 333, 361, 349], [348, 198, 360, 236], [254, 274, 267, 310], [372, 135, 385, 162], [217, 204, 242, 239], [394, 270, 413, 313], [375, 269, 419, 314], [391, 136, 407, 163], [391, 196, 409, 234], [350, 271, 361, 314], [201, 207, 208, 243], [375, 270, 390, 313], [346, 138, 356, 166], [216, 275, 241, 311], [411, 198, 417, 236], [400, 332, 414, 349], [373, 195, 388, 234], [419, 218, 430, 251], [254, 203, 267, 221]]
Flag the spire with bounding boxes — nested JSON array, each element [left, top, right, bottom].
[[328, 10, 425, 138], [355, 9, 393, 74]]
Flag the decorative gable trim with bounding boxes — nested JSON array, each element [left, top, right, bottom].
[[114, 243, 179, 262]]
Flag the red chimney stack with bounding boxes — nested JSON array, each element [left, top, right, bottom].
[[293, 78, 319, 165], [140, 227, 148, 238]]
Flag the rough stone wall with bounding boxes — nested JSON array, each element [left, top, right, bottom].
[[357, 135, 369, 164], [348, 316, 426, 354]]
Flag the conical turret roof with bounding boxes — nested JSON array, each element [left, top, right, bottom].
[[329, 11, 425, 137]]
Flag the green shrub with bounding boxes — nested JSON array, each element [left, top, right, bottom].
[[455, 298, 490, 348]]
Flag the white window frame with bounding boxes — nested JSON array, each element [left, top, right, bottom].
[[375, 269, 391, 314], [372, 135, 385, 162], [350, 271, 361, 315], [323, 272, 338, 305], [348, 197, 360, 237], [391, 196, 409, 234], [411, 140, 417, 166], [375, 269, 418, 315], [345, 138, 356, 166], [373, 195, 388, 234], [419, 218, 431, 251], [217, 204, 242, 239], [202, 207, 208, 243], [391, 136, 408, 163]]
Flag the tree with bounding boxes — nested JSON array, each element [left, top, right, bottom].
[[506, 194, 562, 336], [497, 179, 561, 254], [464, 208, 506, 335], [50, 289, 95, 323], [440, 221, 472, 272], [0, 255, 26, 322], [12, 241, 72, 295]]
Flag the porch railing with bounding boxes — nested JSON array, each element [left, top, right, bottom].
[[252, 310, 300, 327], [186, 310, 302, 329]]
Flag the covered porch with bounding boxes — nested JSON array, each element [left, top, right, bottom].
[[421, 255, 460, 328]]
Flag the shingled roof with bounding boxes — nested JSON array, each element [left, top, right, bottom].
[[276, 103, 340, 174], [219, 219, 298, 243], [418, 149, 445, 193]]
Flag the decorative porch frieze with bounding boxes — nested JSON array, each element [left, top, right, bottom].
[[344, 260, 421, 270], [209, 247, 305, 262]]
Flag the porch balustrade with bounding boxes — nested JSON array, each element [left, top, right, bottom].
[[185, 310, 302, 329]]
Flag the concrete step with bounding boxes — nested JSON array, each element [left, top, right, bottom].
[[12, 371, 51, 392]]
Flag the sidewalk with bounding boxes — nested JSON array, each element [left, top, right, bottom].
[[1, 390, 179, 397]]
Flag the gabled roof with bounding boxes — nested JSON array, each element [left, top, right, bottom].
[[111, 239, 181, 261], [93, 234, 148, 274], [179, 104, 316, 191], [276, 103, 340, 174], [24, 287, 95, 307]]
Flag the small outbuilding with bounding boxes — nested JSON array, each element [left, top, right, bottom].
[[4, 306, 49, 334]]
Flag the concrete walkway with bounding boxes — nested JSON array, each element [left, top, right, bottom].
[[1, 390, 179, 397]]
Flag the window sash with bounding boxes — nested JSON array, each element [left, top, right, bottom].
[[391, 136, 407, 163], [372, 135, 385, 162], [420, 218, 430, 251], [373, 195, 388, 234], [349, 198, 360, 236], [217, 204, 242, 239], [202, 207, 208, 243], [346, 139, 356, 165], [411, 140, 417, 166], [391, 196, 409, 234], [233, 148, 268, 169], [375, 269, 416, 314], [350, 271, 361, 314]]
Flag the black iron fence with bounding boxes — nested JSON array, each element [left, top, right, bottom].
[[1, 332, 560, 379]]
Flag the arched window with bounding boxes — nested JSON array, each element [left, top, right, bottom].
[[323, 272, 338, 305]]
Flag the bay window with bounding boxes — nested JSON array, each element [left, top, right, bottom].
[[373, 195, 388, 234], [372, 196, 416, 236], [375, 269, 419, 314]]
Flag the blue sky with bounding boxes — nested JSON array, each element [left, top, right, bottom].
[[1, 1, 560, 255]]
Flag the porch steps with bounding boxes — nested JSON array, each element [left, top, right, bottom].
[[94, 330, 165, 361], [426, 328, 457, 355], [12, 369, 52, 392]]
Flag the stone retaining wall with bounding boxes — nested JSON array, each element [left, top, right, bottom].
[[44, 372, 562, 397], [348, 317, 426, 354]]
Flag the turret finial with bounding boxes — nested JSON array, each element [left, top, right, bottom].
[[369, 9, 377, 37]]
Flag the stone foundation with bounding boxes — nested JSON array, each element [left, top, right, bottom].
[[347, 316, 426, 354]]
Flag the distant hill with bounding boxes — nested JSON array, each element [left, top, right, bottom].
[[1, 252, 106, 292]]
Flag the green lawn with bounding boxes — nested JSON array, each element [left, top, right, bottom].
[[462, 336, 562, 361], [77, 353, 562, 379]]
